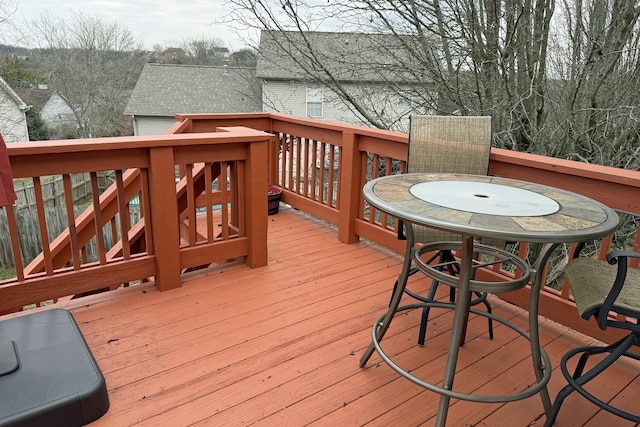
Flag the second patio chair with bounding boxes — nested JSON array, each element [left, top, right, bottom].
[[544, 249, 640, 425], [400, 114, 496, 346]]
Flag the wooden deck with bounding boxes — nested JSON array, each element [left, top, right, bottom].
[[14, 206, 640, 426]]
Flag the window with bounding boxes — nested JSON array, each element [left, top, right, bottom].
[[306, 87, 323, 117]]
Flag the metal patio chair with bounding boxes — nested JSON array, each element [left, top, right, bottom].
[[544, 249, 640, 425], [398, 115, 496, 346]]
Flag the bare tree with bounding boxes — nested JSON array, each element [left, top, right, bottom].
[[544, 0, 640, 168], [26, 12, 147, 138], [226, 0, 640, 168], [230, 48, 257, 67], [226, 0, 555, 148], [0, 0, 30, 143], [0, 0, 16, 28], [179, 35, 230, 65]]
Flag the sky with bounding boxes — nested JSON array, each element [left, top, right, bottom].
[[7, 0, 256, 51]]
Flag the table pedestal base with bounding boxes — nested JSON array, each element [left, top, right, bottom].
[[361, 237, 550, 427], [369, 301, 552, 403]]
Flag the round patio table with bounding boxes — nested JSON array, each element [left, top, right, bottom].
[[358, 173, 619, 427]]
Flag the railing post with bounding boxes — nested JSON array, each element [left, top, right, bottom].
[[148, 146, 181, 291], [268, 135, 279, 185], [244, 139, 269, 267], [338, 131, 361, 244]]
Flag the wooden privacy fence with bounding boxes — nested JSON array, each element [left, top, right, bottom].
[[0, 204, 140, 269], [0, 172, 123, 269], [13, 173, 92, 210]]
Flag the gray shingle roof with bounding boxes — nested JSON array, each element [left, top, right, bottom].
[[256, 30, 420, 83], [124, 63, 261, 117]]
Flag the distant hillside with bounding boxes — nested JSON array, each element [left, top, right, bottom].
[[0, 44, 30, 57]]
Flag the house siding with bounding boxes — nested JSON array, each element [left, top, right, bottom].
[[40, 94, 76, 130], [262, 80, 415, 131], [0, 99, 28, 142], [132, 116, 179, 136], [0, 79, 29, 142]]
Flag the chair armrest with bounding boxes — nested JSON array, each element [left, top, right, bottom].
[[598, 250, 640, 329], [606, 250, 640, 264]]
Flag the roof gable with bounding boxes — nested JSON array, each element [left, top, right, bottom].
[[15, 88, 54, 112], [0, 76, 28, 110]]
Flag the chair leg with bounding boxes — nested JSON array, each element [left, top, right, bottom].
[[543, 379, 576, 427], [476, 291, 494, 339], [417, 278, 440, 346], [417, 250, 451, 346], [415, 250, 495, 346], [572, 337, 630, 379], [544, 333, 640, 426]]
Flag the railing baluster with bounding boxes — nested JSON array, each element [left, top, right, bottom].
[[367, 154, 381, 224], [318, 142, 326, 204], [327, 145, 336, 207], [295, 137, 303, 194], [140, 168, 153, 255], [287, 135, 294, 190], [302, 139, 310, 197], [220, 162, 230, 241], [236, 161, 246, 237], [62, 174, 81, 269], [335, 146, 342, 209], [311, 140, 318, 200], [4, 206, 24, 281], [279, 133, 287, 188], [186, 163, 196, 246], [32, 177, 54, 275], [90, 172, 107, 265], [205, 162, 214, 243], [115, 169, 131, 260]]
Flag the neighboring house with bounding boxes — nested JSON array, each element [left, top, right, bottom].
[[0, 76, 30, 142], [256, 30, 430, 131], [124, 63, 261, 136], [16, 87, 77, 139], [211, 47, 230, 63], [159, 48, 187, 63]]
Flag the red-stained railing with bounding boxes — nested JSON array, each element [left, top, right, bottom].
[[174, 113, 640, 344], [1, 125, 273, 313], [3, 112, 640, 344]]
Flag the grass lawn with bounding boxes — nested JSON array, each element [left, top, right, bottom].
[[0, 267, 16, 280]]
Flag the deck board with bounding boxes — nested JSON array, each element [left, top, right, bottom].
[[12, 206, 639, 426]]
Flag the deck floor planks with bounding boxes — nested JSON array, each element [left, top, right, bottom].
[[25, 205, 637, 426], [91, 267, 400, 422], [309, 302, 526, 427]]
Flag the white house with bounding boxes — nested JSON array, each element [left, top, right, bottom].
[[124, 63, 262, 136], [0, 76, 29, 142], [16, 87, 76, 139], [256, 30, 430, 132]]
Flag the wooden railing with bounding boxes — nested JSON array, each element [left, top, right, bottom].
[[3, 112, 640, 344], [173, 113, 640, 344], [1, 125, 273, 313]]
